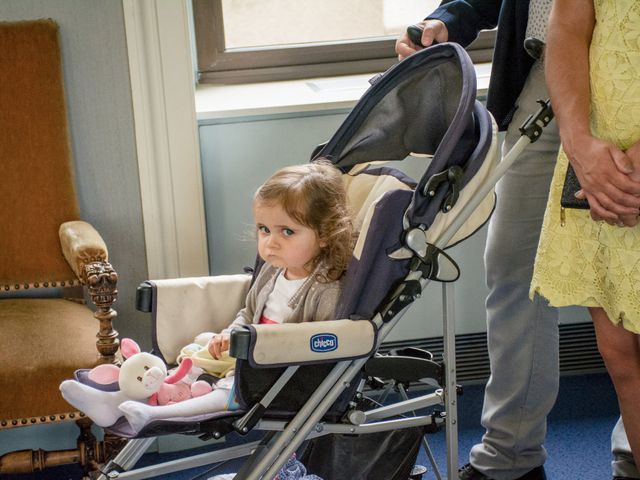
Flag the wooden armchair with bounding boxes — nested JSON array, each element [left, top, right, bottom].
[[0, 20, 120, 475]]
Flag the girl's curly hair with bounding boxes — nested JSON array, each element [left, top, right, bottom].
[[254, 159, 354, 282]]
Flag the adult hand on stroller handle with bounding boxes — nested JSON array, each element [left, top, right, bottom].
[[396, 20, 447, 60], [409, 20, 448, 47], [407, 24, 427, 47]]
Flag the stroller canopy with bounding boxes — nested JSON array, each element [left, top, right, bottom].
[[315, 42, 497, 248]]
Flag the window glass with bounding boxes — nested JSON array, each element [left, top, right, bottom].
[[222, 0, 441, 49], [193, 0, 495, 84]]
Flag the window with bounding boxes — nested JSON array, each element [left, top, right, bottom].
[[193, 0, 495, 84]]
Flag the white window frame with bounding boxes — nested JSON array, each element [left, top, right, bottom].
[[124, 0, 209, 279]]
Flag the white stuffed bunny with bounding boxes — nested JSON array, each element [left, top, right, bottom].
[[60, 338, 211, 427]]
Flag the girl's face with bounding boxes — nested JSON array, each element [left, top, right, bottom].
[[254, 200, 323, 280]]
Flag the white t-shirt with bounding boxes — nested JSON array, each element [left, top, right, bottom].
[[259, 271, 307, 325]]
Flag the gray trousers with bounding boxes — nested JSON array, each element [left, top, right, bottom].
[[469, 62, 638, 479]]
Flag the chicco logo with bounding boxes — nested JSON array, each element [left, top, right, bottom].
[[310, 333, 338, 353]]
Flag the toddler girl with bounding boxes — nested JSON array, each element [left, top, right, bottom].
[[63, 160, 353, 433]]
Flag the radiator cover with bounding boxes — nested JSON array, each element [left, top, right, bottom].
[[381, 322, 604, 384]]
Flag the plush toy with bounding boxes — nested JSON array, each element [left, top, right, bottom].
[[60, 338, 212, 427], [88, 338, 168, 400], [178, 332, 236, 378], [88, 338, 213, 405], [147, 357, 213, 406]]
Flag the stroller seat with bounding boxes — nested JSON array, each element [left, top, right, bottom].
[[81, 42, 501, 480]]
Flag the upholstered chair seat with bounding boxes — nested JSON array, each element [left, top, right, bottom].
[[1, 299, 104, 423]]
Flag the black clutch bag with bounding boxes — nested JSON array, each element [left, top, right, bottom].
[[560, 163, 589, 209]]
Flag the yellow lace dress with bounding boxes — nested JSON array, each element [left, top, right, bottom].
[[530, 0, 640, 333]]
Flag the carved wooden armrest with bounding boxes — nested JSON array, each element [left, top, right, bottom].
[[59, 220, 108, 277], [59, 220, 119, 359]]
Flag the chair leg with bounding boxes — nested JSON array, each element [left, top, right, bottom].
[[76, 417, 113, 477], [0, 417, 124, 476]]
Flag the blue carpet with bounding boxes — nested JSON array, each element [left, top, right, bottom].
[[421, 372, 620, 479], [8, 372, 622, 479]]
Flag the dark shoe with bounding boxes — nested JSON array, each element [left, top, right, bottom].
[[517, 466, 547, 480], [458, 463, 547, 480], [613, 477, 640, 480], [458, 463, 491, 480]]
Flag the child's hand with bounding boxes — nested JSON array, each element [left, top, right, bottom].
[[207, 333, 230, 360]]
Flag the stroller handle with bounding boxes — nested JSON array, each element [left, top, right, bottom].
[[407, 24, 424, 47], [406, 24, 439, 49]]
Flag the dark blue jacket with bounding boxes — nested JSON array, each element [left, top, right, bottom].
[[427, 0, 534, 130]]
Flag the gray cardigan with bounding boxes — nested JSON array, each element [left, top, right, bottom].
[[223, 263, 343, 333]]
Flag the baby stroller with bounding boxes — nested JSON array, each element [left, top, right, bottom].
[[81, 42, 552, 480]]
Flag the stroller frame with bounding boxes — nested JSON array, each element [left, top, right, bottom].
[[95, 44, 554, 480], [99, 285, 456, 480]]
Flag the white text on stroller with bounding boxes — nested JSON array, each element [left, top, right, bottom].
[[310, 334, 338, 353]]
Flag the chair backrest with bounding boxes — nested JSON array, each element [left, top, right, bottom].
[[0, 20, 80, 290]]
